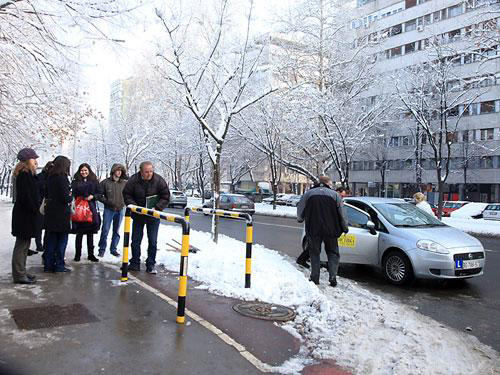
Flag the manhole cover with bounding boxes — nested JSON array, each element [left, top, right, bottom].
[[232, 302, 296, 322], [11, 303, 99, 330]]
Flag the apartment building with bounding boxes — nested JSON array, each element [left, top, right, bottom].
[[347, 0, 500, 202]]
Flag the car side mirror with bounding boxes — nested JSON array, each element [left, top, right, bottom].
[[366, 220, 377, 235]]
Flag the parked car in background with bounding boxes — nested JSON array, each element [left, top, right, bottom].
[[286, 195, 302, 207], [276, 194, 295, 206], [263, 193, 285, 204], [442, 201, 469, 217], [203, 190, 212, 199], [186, 189, 201, 198], [202, 193, 255, 215], [168, 190, 187, 208], [303, 197, 485, 285], [483, 203, 500, 221]]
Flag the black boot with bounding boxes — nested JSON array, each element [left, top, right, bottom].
[[74, 247, 81, 262], [88, 247, 99, 262]]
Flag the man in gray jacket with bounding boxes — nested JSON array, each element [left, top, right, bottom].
[[98, 164, 128, 257], [297, 176, 348, 287]]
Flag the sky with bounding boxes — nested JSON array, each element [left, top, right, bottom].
[[79, 0, 291, 118]]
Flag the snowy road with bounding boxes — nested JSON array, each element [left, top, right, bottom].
[[165, 207, 500, 354]]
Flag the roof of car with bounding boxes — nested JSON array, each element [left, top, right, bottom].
[[444, 201, 469, 204], [345, 197, 407, 204]]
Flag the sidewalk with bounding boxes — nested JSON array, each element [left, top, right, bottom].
[[0, 262, 265, 375]]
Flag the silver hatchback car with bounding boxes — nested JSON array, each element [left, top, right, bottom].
[[304, 197, 486, 285]]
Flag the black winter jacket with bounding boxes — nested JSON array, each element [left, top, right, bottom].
[[71, 179, 102, 234], [44, 174, 73, 233], [123, 172, 170, 217], [297, 185, 348, 238], [11, 170, 41, 239]]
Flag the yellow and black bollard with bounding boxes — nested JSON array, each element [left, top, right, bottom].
[[120, 207, 132, 282], [177, 221, 190, 324], [184, 207, 190, 223], [119, 204, 191, 324], [245, 221, 253, 288]]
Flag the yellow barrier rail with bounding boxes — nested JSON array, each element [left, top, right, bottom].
[[121, 204, 190, 324], [184, 206, 253, 288]]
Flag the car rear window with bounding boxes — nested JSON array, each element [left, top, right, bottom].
[[486, 205, 500, 211], [231, 196, 251, 203], [172, 192, 184, 196]]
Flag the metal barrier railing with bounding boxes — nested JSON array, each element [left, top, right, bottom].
[[184, 206, 253, 288], [121, 205, 190, 324]]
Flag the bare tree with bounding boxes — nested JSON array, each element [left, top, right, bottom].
[[396, 41, 486, 218], [154, 0, 275, 242]]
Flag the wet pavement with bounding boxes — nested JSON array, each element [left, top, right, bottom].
[[0, 263, 264, 375]]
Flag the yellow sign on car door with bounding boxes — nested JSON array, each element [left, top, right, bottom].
[[338, 233, 356, 248]]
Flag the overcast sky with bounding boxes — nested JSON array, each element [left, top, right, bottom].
[[79, 0, 291, 118]]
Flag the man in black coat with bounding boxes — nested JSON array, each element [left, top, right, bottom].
[[297, 176, 348, 287], [123, 161, 170, 274]]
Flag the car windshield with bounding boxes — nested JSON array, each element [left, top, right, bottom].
[[373, 203, 445, 227], [444, 202, 462, 209], [231, 196, 251, 203]]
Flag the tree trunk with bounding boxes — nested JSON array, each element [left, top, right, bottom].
[[211, 147, 222, 243], [437, 172, 444, 220]]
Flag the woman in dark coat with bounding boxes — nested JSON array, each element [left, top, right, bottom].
[[11, 148, 41, 284], [33, 161, 53, 256], [44, 156, 73, 273], [71, 163, 102, 262]]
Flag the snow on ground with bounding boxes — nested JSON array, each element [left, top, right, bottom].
[[450, 202, 489, 218], [151, 226, 500, 375], [254, 202, 297, 218], [2, 196, 500, 374]]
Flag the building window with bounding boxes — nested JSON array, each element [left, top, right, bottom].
[[391, 46, 402, 58], [481, 101, 496, 114], [405, 0, 417, 9], [389, 137, 400, 147], [433, 10, 441, 22], [405, 19, 417, 32], [446, 131, 458, 143], [390, 24, 402, 36], [480, 156, 493, 169], [448, 4, 463, 17], [402, 136, 410, 146], [405, 42, 415, 54], [480, 128, 494, 140], [448, 106, 459, 117]]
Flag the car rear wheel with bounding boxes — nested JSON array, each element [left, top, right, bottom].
[[382, 250, 413, 285]]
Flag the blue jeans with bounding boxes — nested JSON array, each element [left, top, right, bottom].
[[130, 216, 160, 268], [98, 208, 124, 254], [45, 232, 69, 272]]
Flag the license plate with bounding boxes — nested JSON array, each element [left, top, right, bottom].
[[491, 212, 497, 215], [241, 205, 249, 209], [455, 260, 480, 269]]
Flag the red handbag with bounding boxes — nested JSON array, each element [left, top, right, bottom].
[[71, 197, 93, 223]]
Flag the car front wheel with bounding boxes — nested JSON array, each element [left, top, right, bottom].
[[382, 250, 413, 285]]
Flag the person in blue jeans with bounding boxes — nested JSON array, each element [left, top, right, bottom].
[[122, 161, 170, 274], [97, 164, 128, 257], [43, 156, 73, 273]]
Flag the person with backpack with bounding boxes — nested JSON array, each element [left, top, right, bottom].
[[11, 148, 41, 284], [71, 163, 102, 262], [97, 164, 128, 257]]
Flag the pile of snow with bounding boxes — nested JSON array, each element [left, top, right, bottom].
[[442, 218, 500, 237], [254, 203, 297, 218], [149, 226, 499, 374], [450, 202, 488, 219]]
